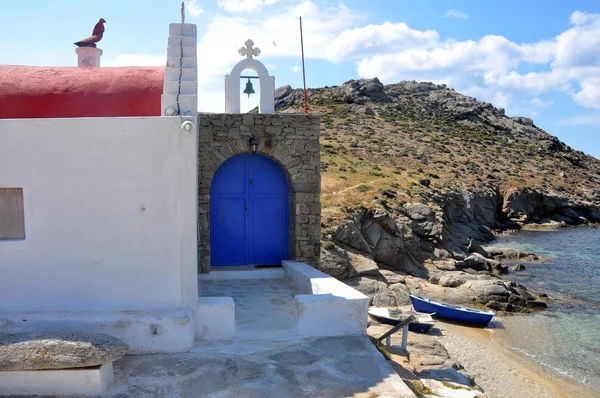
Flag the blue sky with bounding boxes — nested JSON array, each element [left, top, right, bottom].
[[1, 0, 600, 158]]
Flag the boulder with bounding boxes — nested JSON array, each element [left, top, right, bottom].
[[318, 246, 379, 280], [489, 247, 539, 261], [437, 275, 464, 288], [379, 269, 406, 284], [342, 78, 390, 104], [527, 301, 548, 310], [358, 106, 375, 116], [274, 85, 292, 101], [346, 250, 380, 277], [464, 280, 510, 305], [345, 276, 410, 307], [467, 239, 490, 258], [462, 253, 500, 271], [0, 332, 128, 371], [319, 246, 351, 279], [513, 263, 526, 271], [492, 263, 510, 275], [333, 220, 372, 254], [404, 203, 433, 221], [431, 259, 458, 271]]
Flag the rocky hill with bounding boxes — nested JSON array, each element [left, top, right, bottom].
[[275, 78, 600, 312]]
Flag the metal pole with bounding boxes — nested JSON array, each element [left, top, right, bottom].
[[299, 16, 308, 114]]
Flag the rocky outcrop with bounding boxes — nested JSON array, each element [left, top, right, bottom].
[[333, 208, 437, 277], [324, 200, 552, 312], [501, 187, 600, 224], [0, 332, 128, 371], [438, 189, 500, 251]]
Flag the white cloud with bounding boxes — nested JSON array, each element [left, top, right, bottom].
[[559, 114, 600, 125], [570, 11, 598, 25], [187, 0, 204, 17], [444, 10, 468, 19], [290, 65, 301, 73], [351, 10, 600, 110], [530, 97, 554, 108], [327, 22, 439, 62], [217, 0, 280, 13], [572, 76, 600, 108]]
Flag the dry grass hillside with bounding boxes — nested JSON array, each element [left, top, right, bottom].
[[275, 79, 600, 231]]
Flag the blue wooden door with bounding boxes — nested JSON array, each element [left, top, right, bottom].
[[210, 154, 289, 266]]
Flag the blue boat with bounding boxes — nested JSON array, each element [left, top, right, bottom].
[[409, 295, 495, 326]]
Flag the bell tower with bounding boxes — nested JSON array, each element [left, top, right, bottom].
[[224, 39, 275, 114]]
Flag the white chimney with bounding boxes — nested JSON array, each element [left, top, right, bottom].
[[76, 47, 102, 67]]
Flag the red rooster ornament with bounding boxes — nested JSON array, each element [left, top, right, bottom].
[[74, 18, 106, 47]]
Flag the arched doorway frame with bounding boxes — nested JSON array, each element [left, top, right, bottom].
[[209, 153, 290, 266]]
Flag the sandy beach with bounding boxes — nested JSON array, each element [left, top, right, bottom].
[[438, 322, 600, 398]]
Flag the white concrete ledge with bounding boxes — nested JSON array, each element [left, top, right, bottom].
[[193, 297, 235, 340], [0, 363, 114, 396], [199, 268, 285, 280], [283, 260, 369, 337], [0, 310, 194, 354]]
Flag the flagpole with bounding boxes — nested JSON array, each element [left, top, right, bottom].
[[299, 16, 308, 114]]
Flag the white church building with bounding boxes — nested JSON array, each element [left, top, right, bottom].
[[0, 18, 368, 370]]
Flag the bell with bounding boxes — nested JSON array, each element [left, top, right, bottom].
[[243, 78, 255, 97]]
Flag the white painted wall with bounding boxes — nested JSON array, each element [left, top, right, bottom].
[[0, 117, 198, 312]]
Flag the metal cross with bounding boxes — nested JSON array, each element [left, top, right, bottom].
[[239, 39, 261, 59]]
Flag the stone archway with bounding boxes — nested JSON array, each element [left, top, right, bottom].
[[197, 113, 321, 273], [224, 40, 275, 114]]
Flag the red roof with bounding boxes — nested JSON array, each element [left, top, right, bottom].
[[0, 65, 165, 119]]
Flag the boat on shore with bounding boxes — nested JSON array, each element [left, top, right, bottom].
[[368, 307, 436, 333], [409, 294, 495, 326]]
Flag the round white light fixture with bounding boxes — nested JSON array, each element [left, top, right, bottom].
[[181, 120, 195, 135]]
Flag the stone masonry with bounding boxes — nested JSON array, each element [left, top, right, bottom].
[[198, 113, 321, 273]]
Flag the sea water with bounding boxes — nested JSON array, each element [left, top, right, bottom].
[[491, 227, 600, 392]]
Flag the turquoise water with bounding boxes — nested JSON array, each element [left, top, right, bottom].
[[491, 227, 600, 392]]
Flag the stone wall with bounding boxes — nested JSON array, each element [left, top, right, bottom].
[[198, 113, 321, 273]]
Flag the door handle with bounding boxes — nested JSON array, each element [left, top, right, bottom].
[[245, 204, 248, 211]]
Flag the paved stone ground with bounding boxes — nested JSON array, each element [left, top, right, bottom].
[[199, 278, 300, 338], [101, 336, 415, 398]]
